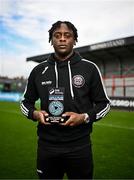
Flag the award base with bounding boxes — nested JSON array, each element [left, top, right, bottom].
[[45, 116, 69, 124]]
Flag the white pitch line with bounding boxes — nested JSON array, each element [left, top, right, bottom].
[[95, 123, 134, 130]]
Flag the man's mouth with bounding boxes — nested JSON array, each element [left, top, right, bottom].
[[58, 45, 67, 48]]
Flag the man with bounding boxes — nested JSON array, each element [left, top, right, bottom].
[[20, 21, 110, 179]]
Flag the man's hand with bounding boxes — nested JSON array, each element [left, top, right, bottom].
[[61, 112, 85, 126], [33, 110, 50, 125]]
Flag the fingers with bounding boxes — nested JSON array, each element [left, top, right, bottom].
[[61, 112, 76, 126], [40, 111, 51, 125], [40, 111, 49, 117], [62, 112, 73, 117], [38, 112, 46, 124], [33, 110, 50, 125], [61, 112, 85, 126], [62, 118, 73, 126]]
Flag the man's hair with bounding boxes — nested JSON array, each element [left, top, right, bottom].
[[48, 21, 78, 43]]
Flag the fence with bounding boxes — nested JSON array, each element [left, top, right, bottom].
[[104, 75, 134, 110], [104, 75, 134, 97]]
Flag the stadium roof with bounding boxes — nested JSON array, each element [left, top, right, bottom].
[[27, 36, 134, 63]]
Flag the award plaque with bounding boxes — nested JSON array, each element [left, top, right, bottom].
[[45, 87, 67, 123]]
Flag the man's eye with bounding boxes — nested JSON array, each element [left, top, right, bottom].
[[65, 33, 72, 38], [54, 34, 61, 39], [54, 33, 72, 39]]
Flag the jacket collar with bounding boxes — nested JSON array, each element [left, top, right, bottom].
[[47, 51, 82, 66]]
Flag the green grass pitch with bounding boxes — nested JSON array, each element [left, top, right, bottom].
[[0, 101, 134, 179]]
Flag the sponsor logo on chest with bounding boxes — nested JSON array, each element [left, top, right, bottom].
[[41, 81, 52, 85]]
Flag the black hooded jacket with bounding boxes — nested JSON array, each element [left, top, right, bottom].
[[20, 52, 110, 145]]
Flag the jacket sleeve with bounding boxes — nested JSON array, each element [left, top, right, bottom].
[[20, 68, 39, 121], [87, 64, 110, 122]]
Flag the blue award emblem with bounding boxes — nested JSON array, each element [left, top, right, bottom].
[[49, 101, 64, 116]]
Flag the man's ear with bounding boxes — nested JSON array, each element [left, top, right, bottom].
[[74, 41, 76, 45]]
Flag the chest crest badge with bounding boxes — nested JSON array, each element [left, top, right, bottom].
[[72, 75, 85, 88]]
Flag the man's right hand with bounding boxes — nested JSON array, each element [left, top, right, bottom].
[[33, 110, 50, 125]]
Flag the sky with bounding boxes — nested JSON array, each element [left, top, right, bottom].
[[0, 0, 134, 78]]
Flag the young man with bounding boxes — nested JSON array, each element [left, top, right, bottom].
[[20, 21, 110, 179]]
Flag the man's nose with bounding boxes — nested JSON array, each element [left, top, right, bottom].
[[60, 35, 66, 41]]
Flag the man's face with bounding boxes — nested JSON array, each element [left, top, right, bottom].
[[51, 23, 76, 57]]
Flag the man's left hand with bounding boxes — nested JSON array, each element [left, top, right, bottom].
[[61, 112, 85, 126]]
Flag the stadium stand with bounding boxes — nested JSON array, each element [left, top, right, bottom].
[[0, 76, 26, 93], [0, 76, 26, 102]]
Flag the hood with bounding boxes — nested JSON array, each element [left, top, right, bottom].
[[47, 51, 82, 67]]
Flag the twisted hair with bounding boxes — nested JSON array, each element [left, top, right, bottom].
[[48, 21, 78, 43]]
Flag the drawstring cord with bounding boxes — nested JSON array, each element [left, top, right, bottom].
[[55, 62, 58, 88], [54, 61, 74, 99], [68, 61, 74, 99]]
